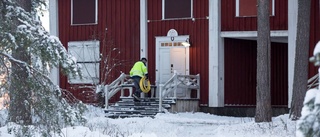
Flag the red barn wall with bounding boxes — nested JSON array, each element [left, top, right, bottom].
[[56, 0, 319, 108], [147, 0, 209, 105], [224, 39, 257, 106], [58, 0, 141, 104], [224, 39, 288, 107], [221, 0, 288, 31]]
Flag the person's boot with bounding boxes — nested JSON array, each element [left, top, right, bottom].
[[132, 92, 141, 102]]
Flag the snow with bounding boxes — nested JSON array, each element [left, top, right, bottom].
[[0, 105, 296, 137], [0, 1, 301, 136], [313, 41, 320, 56], [303, 88, 318, 104], [296, 87, 320, 136]]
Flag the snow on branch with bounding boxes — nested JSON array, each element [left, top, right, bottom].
[[2, 0, 81, 78]]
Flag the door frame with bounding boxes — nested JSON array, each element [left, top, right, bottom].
[[155, 35, 190, 86]]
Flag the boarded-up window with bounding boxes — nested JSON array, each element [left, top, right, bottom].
[[71, 0, 97, 25], [163, 0, 192, 19], [236, 0, 274, 17], [68, 41, 100, 84]]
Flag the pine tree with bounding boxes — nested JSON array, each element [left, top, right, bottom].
[[0, 0, 86, 136], [255, 0, 272, 122], [290, 0, 311, 121]]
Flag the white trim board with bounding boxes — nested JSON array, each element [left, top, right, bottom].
[[49, 0, 59, 85], [140, 0, 148, 59], [221, 30, 288, 43], [221, 30, 288, 38], [208, 0, 224, 107]]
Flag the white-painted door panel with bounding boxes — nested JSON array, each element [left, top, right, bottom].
[[171, 48, 186, 97], [159, 48, 171, 84], [170, 48, 186, 75]]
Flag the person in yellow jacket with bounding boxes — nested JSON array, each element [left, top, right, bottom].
[[130, 57, 148, 101]]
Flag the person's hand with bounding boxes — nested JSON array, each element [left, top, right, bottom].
[[145, 74, 148, 79]]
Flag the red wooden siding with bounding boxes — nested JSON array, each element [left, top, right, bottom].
[[271, 42, 288, 106], [224, 38, 288, 106], [224, 39, 257, 106], [309, 0, 320, 78], [56, 0, 319, 108], [221, 0, 288, 31], [147, 0, 209, 105], [58, 0, 141, 104]]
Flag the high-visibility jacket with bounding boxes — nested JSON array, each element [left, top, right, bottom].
[[130, 61, 148, 77]]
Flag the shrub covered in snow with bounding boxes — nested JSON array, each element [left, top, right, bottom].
[[297, 88, 320, 137]]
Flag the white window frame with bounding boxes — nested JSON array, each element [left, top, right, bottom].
[[68, 40, 100, 84], [235, 0, 275, 17], [162, 0, 193, 20], [71, 0, 98, 25]]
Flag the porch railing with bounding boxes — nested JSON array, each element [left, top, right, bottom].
[[98, 72, 200, 111], [95, 73, 134, 109], [158, 72, 200, 111]]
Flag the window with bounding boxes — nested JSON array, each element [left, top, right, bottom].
[[161, 42, 184, 47], [163, 0, 192, 19], [235, 0, 275, 17], [68, 41, 100, 84], [71, 0, 98, 25]]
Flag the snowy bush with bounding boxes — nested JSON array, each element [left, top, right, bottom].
[[0, 109, 8, 127], [297, 88, 320, 137]]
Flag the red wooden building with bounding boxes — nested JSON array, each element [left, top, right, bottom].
[[49, 0, 320, 116]]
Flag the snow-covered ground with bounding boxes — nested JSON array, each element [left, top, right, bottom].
[[0, 105, 296, 137]]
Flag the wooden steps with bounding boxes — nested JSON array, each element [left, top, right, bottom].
[[105, 97, 174, 118]]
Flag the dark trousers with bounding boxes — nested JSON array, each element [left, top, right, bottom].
[[131, 76, 142, 97]]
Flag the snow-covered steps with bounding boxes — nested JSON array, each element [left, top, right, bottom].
[[105, 97, 174, 118]]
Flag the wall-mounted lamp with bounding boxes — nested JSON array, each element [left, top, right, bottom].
[[181, 38, 191, 47]]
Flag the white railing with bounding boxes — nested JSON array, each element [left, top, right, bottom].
[[98, 72, 200, 111], [95, 73, 134, 109], [158, 73, 200, 111]]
